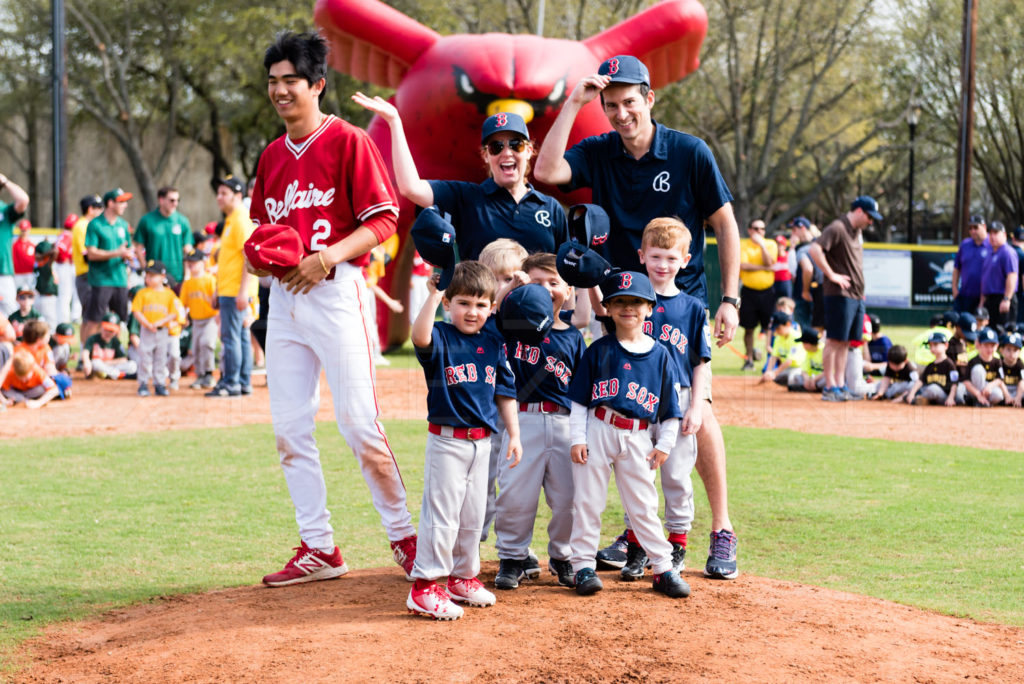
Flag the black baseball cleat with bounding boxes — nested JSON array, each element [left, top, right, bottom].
[[595, 531, 629, 569], [548, 558, 575, 588], [671, 541, 687, 573], [574, 568, 603, 596], [494, 558, 525, 590], [652, 570, 691, 598], [522, 549, 541, 580], [620, 542, 648, 581]]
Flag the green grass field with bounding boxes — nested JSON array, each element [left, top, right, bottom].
[[2, 419, 1021, 673]]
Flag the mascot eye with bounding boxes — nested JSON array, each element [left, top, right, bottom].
[[547, 77, 565, 103], [455, 68, 475, 96]]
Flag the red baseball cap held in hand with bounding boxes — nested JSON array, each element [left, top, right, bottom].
[[244, 224, 305, 279]]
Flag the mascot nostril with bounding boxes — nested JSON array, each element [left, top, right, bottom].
[[315, 0, 708, 346]]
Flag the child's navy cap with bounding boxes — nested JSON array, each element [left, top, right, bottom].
[[956, 312, 978, 341], [1000, 331, 1023, 348], [556, 240, 614, 288], [770, 311, 792, 328], [410, 207, 459, 290], [144, 260, 167, 275], [975, 305, 989, 320], [567, 203, 610, 249], [976, 327, 999, 344], [480, 112, 530, 144], [497, 284, 554, 345], [941, 310, 958, 326], [927, 331, 950, 344], [798, 329, 820, 345], [185, 250, 207, 263], [598, 55, 650, 87], [601, 270, 656, 305]]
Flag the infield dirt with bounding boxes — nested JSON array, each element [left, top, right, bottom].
[[8, 370, 1024, 682]]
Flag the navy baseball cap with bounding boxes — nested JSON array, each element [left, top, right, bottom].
[[975, 306, 989, 320], [567, 204, 610, 249], [556, 241, 614, 288], [851, 195, 883, 222], [185, 250, 207, 263], [215, 176, 245, 194], [788, 216, 811, 229], [1000, 332, 1022, 348], [1014, 226, 1024, 241], [976, 327, 999, 345], [598, 55, 650, 87], [497, 284, 554, 345], [798, 329, 820, 345], [601, 270, 656, 305], [480, 112, 530, 144], [956, 312, 978, 342], [145, 260, 167, 275], [941, 310, 959, 327], [770, 311, 792, 328], [410, 207, 459, 290], [79, 194, 102, 212], [927, 331, 949, 344]]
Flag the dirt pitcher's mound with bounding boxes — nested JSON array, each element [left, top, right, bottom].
[[14, 563, 1024, 683]]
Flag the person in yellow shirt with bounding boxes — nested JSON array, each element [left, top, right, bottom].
[[738, 219, 778, 370], [207, 176, 257, 397], [131, 260, 181, 397], [72, 194, 104, 350], [180, 251, 218, 389]]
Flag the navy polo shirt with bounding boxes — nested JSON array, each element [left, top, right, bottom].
[[428, 178, 568, 260], [561, 121, 733, 305]]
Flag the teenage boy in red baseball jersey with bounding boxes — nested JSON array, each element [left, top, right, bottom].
[[250, 32, 416, 586]]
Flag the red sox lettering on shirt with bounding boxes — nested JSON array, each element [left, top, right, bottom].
[[511, 340, 574, 386], [249, 114, 399, 267], [443, 363, 497, 386]]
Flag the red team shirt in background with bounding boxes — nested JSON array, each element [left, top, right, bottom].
[[248, 114, 399, 267]]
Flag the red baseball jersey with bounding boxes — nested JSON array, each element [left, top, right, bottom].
[[249, 114, 399, 267]]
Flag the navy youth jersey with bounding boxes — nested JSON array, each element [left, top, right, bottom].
[[561, 121, 733, 304], [921, 357, 959, 392], [428, 178, 568, 260], [505, 325, 586, 408], [568, 334, 683, 422], [416, 321, 517, 431], [643, 290, 712, 387]]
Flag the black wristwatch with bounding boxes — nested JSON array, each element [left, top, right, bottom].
[[721, 295, 741, 308]]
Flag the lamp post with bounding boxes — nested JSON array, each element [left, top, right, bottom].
[[907, 102, 921, 243]]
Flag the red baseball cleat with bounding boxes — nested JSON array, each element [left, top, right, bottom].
[[262, 541, 349, 587], [390, 535, 417, 581]]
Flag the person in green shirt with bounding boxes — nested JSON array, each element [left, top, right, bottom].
[[84, 187, 134, 340], [133, 186, 193, 289], [0, 171, 30, 317]]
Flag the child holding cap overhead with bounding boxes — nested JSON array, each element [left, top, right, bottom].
[[131, 260, 181, 397], [567, 271, 691, 599], [407, 261, 521, 621]]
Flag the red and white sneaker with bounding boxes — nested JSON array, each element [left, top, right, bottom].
[[262, 541, 349, 587], [406, 580, 464, 620], [447, 576, 496, 607], [390, 535, 417, 581]]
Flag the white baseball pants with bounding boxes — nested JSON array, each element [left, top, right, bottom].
[[495, 409, 574, 561], [623, 388, 696, 535], [267, 268, 414, 551], [570, 410, 674, 575], [412, 431, 490, 581], [190, 317, 218, 377], [137, 327, 171, 387]]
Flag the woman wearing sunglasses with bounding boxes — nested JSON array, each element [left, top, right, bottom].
[[353, 93, 567, 260]]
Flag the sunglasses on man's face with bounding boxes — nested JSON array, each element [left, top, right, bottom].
[[485, 138, 527, 155]]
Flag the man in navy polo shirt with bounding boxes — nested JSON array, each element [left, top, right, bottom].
[[535, 55, 742, 580]]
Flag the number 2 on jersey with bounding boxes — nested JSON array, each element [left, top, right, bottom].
[[310, 219, 331, 251]]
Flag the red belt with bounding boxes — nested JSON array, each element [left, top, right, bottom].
[[519, 401, 568, 414], [594, 406, 649, 431], [428, 423, 491, 440]]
